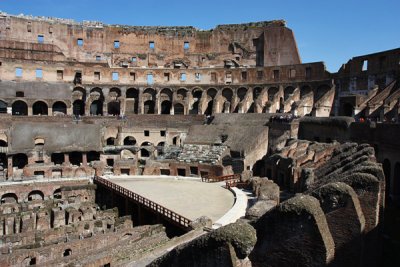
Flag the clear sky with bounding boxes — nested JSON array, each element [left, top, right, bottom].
[[1, 0, 399, 72]]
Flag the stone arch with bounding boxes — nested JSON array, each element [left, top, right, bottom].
[[72, 87, 86, 101], [109, 87, 121, 98], [126, 88, 139, 114], [143, 88, 156, 114], [52, 101, 67, 115], [207, 88, 217, 99], [222, 88, 234, 113], [106, 137, 116, 146], [87, 151, 100, 162], [177, 88, 188, 101], [253, 87, 262, 100], [315, 84, 331, 102], [268, 87, 279, 101], [157, 142, 165, 156], [73, 100, 85, 116], [63, 248, 72, 257], [237, 87, 248, 101], [53, 188, 62, 199], [27, 190, 44, 201], [174, 103, 185, 115], [107, 101, 120, 115], [124, 136, 137, 146], [300, 85, 313, 99], [12, 153, 28, 169], [12, 100, 28, 116], [190, 88, 203, 115], [0, 99, 7, 113], [284, 86, 295, 101], [140, 142, 152, 158], [1, 193, 18, 204], [32, 101, 49, 115], [144, 100, 155, 114], [89, 87, 104, 115], [161, 100, 172, 114], [160, 88, 173, 101]]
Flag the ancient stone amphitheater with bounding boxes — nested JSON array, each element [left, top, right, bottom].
[[0, 12, 398, 266]]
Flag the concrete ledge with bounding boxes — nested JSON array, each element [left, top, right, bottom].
[[212, 187, 248, 229]]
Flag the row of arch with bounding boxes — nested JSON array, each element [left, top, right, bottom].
[[0, 188, 61, 204], [1, 100, 68, 116]]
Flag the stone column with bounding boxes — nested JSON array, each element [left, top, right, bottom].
[[64, 153, 70, 165], [7, 156, 13, 179]]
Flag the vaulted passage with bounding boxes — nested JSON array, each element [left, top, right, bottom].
[[0, 100, 7, 113], [90, 100, 103, 115], [174, 103, 184, 115], [144, 100, 155, 114], [52, 101, 67, 114], [161, 101, 172, 114], [73, 100, 85, 116], [107, 101, 120, 115], [32, 101, 48, 115]]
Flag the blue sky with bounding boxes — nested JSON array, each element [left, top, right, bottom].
[[1, 0, 399, 72]]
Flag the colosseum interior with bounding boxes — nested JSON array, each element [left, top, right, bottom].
[[0, 11, 399, 266]]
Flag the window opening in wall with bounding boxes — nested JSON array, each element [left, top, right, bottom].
[[362, 60, 368, 71], [225, 72, 232, 84], [211, 72, 217, 82], [15, 67, 22, 77], [195, 73, 201, 81], [130, 72, 136, 81], [74, 71, 82, 84], [180, 73, 186, 81], [37, 35, 44, 43], [273, 70, 279, 81], [305, 67, 312, 79], [149, 41, 155, 49], [131, 57, 137, 62], [177, 168, 186, 176], [16, 91, 24, 97], [36, 68, 43, 79], [190, 166, 198, 176], [106, 158, 114, 167], [184, 41, 190, 50], [96, 55, 101, 61], [147, 73, 154, 84], [164, 73, 170, 82], [289, 69, 296, 78], [257, 70, 264, 80], [241, 71, 247, 81], [56, 70, 63, 80], [94, 71, 101, 81], [144, 130, 150, 136], [27, 22, 32, 32], [49, 26, 53, 34], [77, 38, 83, 46], [160, 130, 166, 136], [112, 72, 119, 81], [114, 40, 120, 48], [201, 57, 206, 62]]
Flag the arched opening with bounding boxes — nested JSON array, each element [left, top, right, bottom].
[[268, 87, 279, 102], [144, 100, 155, 114], [237, 87, 247, 101], [247, 103, 255, 113], [1, 193, 18, 204], [284, 86, 295, 101], [107, 101, 120, 115], [73, 100, 85, 116], [106, 137, 116, 146], [160, 88, 173, 101], [109, 87, 121, 98], [177, 88, 188, 100], [63, 249, 72, 257], [52, 101, 67, 115], [69, 151, 83, 166], [0, 153, 6, 170], [28, 190, 44, 201], [222, 88, 233, 113], [90, 100, 103, 115], [0, 140, 7, 147], [174, 103, 184, 115], [0, 100, 7, 113], [140, 142, 152, 158], [73, 87, 86, 101], [383, 159, 391, 203], [172, 136, 179, 146], [51, 153, 64, 165], [190, 89, 203, 115], [300, 85, 313, 99], [87, 151, 100, 162], [161, 100, 172, 114], [53, 188, 62, 199], [253, 87, 262, 100], [126, 88, 139, 114], [157, 142, 165, 156], [13, 153, 28, 169], [32, 101, 48, 115], [394, 162, 400, 196], [342, 103, 354, 117], [205, 100, 214, 115], [315, 84, 331, 102], [207, 88, 217, 99], [123, 136, 136, 146], [12, 100, 28, 116]]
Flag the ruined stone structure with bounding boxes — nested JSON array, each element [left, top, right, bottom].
[[0, 11, 397, 266]]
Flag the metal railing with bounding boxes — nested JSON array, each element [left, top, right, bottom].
[[201, 173, 241, 183], [94, 176, 192, 230]]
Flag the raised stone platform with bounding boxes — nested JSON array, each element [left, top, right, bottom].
[[104, 176, 236, 222]]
